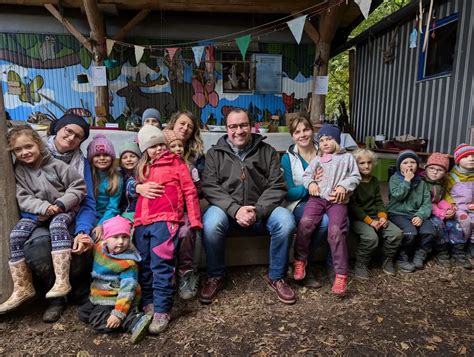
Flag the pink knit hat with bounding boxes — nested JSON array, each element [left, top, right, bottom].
[[454, 143, 474, 164], [103, 215, 132, 239], [87, 134, 116, 161], [163, 128, 181, 146], [426, 152, 450, 172]]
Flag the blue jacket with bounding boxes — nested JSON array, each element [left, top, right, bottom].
[[95, 171, 123, 225]]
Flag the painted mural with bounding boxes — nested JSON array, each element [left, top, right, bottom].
[[1, 33, 315, 126]]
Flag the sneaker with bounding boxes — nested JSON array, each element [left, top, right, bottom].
[[130, 313, 152, 344], [332, 274, 348, 296], [148, 312, 170, 335], [354, 262, 370, 280], [293, 260, 307, 281], [397, 251, 415, 273], [412, 249, 427, 270], [381, 257, 396, 276], [263, 274, 296, 305], [178, 270, 199, 300], [199, 277, 224, 304], [435, 251, 451, 268]]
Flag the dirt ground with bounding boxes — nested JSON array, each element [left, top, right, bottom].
[[0, 262, 472, 355]]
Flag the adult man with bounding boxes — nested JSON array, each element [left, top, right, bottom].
[[200, 108, 296, 304]]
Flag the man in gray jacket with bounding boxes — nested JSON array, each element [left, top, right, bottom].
[[200, 108, 296, 304]]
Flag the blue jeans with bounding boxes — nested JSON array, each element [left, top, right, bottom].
[[202, 206, 296, 281]]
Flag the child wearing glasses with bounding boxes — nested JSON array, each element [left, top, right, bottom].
[[423, 153, 469, 268]]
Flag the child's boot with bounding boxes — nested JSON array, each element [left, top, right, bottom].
[[0, 260, 36, 314], [149, 312, 170, 334], [381, 257, 396, 276], [412, 249, 427, 270], [451, 244, 472, 270], [46, 250, 72, 299], [354, 261, 370, 280], [178, 269, 199, 300], [331, 274, 348, 296], [435, 250, 451, 268], [396, 250, 415, 273], [293, 260, 307, 281]]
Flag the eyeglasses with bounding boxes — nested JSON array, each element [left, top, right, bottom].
[[226, 122, 250, 132], [427, 166, 445, 173], [63, 126, 84, 141]]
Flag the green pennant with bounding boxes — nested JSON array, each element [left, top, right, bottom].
[[235, 34, 251, 59]]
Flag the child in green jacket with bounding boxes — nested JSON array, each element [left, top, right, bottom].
[[388, 150, 435, 272]]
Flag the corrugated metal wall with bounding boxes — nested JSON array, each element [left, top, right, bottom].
[[351, 0, 474, 153]]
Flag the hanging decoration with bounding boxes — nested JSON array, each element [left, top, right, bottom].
[[354, 0, 372, 19], [409, 29, 417, 48], [286, 15, 307, 44], [134, 45, 145, 64], [192, 46, 205, 66], [167, 47, 179, 62], [235, 34, 251, 60], [106, 39, 115, 56]]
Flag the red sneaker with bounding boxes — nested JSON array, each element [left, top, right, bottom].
[[293, 260, 307, 281], [332, 274, 348, 296]]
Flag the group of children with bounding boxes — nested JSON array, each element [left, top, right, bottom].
[[292, 124, 473, 296]]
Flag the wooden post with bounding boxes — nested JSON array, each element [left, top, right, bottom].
[[348, 49, 355, 120], [0, 83, 17, 302], [83, 0, 109, 125]]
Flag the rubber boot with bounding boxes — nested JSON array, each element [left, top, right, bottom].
[[45, 250, 72, 299], [0, 260, 36, 314]]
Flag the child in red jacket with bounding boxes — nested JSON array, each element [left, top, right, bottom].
[[134, 125, 202, 335]]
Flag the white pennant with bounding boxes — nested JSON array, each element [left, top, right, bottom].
[[192, 46, 205, 66], [355, 0, 372, 19], [287, 15, 307, 44], [106, 39, 115, 56], [134, 45, 145, 64]]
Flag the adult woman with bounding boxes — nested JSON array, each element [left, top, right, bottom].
[[280, 116, 330, 286], [23, 113, 95, 322]]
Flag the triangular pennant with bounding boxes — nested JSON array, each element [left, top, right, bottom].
[[192, 46, 205, 66], [354, 0, 372, 19], [235, 34, 251, 59], [287, 15, 307, 45], [134, 45, 145, 64], [167, 47, 179, 61], [106, 39, 115, 56]]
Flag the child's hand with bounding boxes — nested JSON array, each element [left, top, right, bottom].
[[314, 167, 324, 182], [379, 217, 389, 228], [46, 204, 63, 216], [92, 225, 104, 242], [468, 203, 474, 211], [308, 182, 320, 196], [411, 216, 422, 226], [106, 314, 122, 329], [330, 186, 347, 203], [136, 182, 165, 199], [445, 208, 455, 219], [72, 234, 94, 254], [403, 169, 415, 182], [370, 220, 381, 231]]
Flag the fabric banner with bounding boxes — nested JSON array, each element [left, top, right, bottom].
[[167, 47, 179, 61], [134, 45, 145, 64], [192, 46, 205, 66], [235, 34, 251, 59], [106, 39, 115, 56], [287, 15, 307, 44], [354, 0, 372, 19]]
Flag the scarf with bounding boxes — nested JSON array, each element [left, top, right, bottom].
[[47, 136, 85, 179], [395, 171, 422, 189]]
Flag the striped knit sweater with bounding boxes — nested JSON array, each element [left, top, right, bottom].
[[89, 242, 141, 320]]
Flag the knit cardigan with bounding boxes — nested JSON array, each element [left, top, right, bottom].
[[89, 242, 141, 320]]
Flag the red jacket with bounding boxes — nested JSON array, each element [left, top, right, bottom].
[[134, 151, 202, 229]]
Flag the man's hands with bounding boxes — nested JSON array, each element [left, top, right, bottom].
[[235, 206, 256, 227], [329, 186, 347, 203], [136, 182, 165, 199]]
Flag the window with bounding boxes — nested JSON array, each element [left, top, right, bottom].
[[222, 52, 254, 93], [418, 13, 459, 80], [254, 54, 282, 94]]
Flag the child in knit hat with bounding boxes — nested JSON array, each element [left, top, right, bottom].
[[423, 153, 469, 268], [119, 141, 142, 221], [87, 134, 123, 240], [444, 144, 474, 263], [134, 125, 202, 334], [388, 150, 435, 272], [141, 108, 162, 128], [78, 215, 152, 344]]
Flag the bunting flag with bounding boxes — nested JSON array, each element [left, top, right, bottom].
[[167, 47, 179, 61], [287, 15, 307, 45], [106, 39, 115, 56], [354, 0, 372, 19], [409, 29, 418, 48], [134, 45, 145, 64], [192, 46, 205, 66], [235, 34, 251, 60]]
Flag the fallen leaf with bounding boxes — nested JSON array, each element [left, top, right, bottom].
[[401, 342, 410, 350], [377, 316, 384, 323], [93, 338, 101, 346], [431, 336, 442, 343], [52, 323, 65, 331], [77, 351, 90, 357], [424, 345, 436, 351], [278, 326, 285, 332], [458, 346, 467, 355]]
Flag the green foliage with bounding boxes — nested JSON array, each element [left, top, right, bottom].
[[79, 46, 91, 69]]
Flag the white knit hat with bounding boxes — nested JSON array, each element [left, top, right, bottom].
[[137, 125, 165, 153]]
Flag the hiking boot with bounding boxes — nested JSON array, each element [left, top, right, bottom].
[[435, 250, 451, 268], [302, 269, 322, 289], [42, 303, 64, 323], [178, 270, 199, 300], [381, 257, 396, 276], [354, 262, 370, 280], [452, 245, 472, 270], [412, 249, 427, 270], [263, 274, 296, 304], [332, 274, 348, 296], [130, 313, 152, 344], [199, 277, 224, 304], [397, 251, 415, 273], [293, 260, 307, 281], [148, 312, 170, 335]]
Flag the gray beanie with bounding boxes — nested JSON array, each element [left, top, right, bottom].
[[137, 125, 165, 153], [120, 141, 142, 159], [142, 108, 161, 125]]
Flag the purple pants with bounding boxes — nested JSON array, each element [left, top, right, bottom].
[[295, 197, 349, 275], [177, 213, 196, 273]]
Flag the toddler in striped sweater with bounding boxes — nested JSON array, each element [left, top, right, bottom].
[[78, 215, 152, 344]]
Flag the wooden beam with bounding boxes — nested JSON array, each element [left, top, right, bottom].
[[303, 19, 320, 45], [44, 3, 92, 53], [113, 9, 151, 41]]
